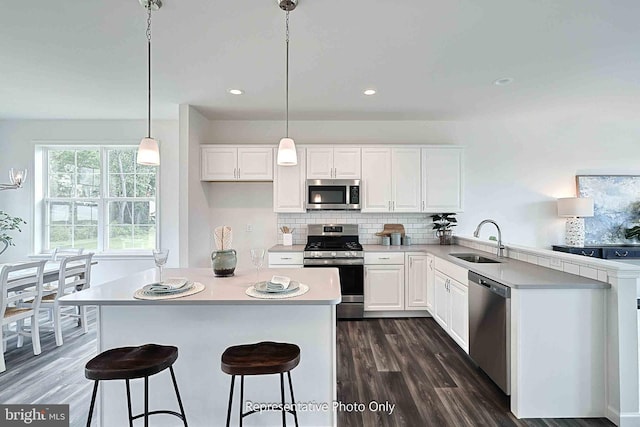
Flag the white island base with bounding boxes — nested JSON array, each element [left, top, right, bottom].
[[61, 268, 340, 427]]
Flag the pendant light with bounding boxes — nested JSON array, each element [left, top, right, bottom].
[[276, 0, 298, 166], [137, 0, 161, 166]]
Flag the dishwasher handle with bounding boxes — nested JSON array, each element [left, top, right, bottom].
[[469, 271, 511, 299]]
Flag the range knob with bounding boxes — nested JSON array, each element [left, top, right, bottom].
[[314, 252, 321, 258], [331, 252, 337, 257], [344, 252, 352, 257], [350, 251, 358, 257]]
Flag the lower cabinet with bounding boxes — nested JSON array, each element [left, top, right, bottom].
[[433, 269, 469, 353], [364, 264, 405, 311], [267, 252, 304, 268], [405, 253, 429, 309]]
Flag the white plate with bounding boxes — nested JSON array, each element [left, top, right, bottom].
[[253, 280, 300, 293]]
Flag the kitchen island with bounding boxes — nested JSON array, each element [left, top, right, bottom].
[[60, 267, 341, 427]]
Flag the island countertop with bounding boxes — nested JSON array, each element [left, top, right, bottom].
[[59, 267, 341, 306]]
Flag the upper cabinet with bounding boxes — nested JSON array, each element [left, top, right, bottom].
[[306, 146, 361, 179], [273, 147, 306, 213], [361, 147, 421, 212], [201, 146, 273, 181], [421, 147, 464, 212]]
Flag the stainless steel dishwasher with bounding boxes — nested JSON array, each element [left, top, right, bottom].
[[468, 271, 511, 395]]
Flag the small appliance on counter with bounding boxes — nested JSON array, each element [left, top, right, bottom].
[[303, 224, 364, 319]]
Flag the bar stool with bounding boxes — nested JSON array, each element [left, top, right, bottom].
[[221, 341, 300, 427], [84, 344, 188, 427]]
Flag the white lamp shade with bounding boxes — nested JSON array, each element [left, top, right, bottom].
[[557, 197, 594, 217], [277, 138, 297, 166], [137, 137, 160, 166]]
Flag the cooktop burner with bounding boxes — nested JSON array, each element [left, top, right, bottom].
[[303, 224, 363, 259], [305, 241, 363, 251]]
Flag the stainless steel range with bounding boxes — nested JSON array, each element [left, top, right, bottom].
[[303, 224, 364, 319]]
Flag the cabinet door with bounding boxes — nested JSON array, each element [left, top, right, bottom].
[[361, 147, 392, 212], [274, 147, 306, 212], [406, 254, 428, 309], [306, 147, 334, 179], [433, 271, 450, 330], [333, 147, 361, 179], [237, 147, 273, 181], [364, 265, 404, 311], [449, 277, 469, 353], [201, 147, 237, 181], [426, 255, 435, 313], [422, 147, 464, 212], [392, 147, 422, 212]]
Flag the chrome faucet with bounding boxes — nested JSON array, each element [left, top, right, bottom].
[[473, 219, 505, 258]]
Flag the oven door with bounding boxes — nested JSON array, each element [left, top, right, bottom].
[[303, 261, 364, 319]]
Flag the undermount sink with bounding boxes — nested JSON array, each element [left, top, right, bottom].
[[449, 253, 501, 264]]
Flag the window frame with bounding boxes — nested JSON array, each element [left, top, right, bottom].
[[38, 143, 160, 254]]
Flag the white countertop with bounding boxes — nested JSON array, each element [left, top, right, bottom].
[[268, 244, 609, 289], [59, 267, 341, 306], [268, 244, 306, 252]]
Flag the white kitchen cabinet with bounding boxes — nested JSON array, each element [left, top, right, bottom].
[[361, 147, 421, 212], [364, 264, 405, 311], [268, 252, 304, 268], [421, 147, 464, 212], [405, 253, 429, 309], [306, 146, 361, 179], [273, 147, 306, 212], [201, 146, 273, 181], [433, 264, 469, 353], [426, 254, 435, 313]]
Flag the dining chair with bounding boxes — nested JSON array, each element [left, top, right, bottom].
[[39, 253, 93, 346], [50, 247, 84, 261], [0, 260, 47, 373]]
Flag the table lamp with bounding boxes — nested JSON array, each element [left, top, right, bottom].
[[557, 197, 594, 247]]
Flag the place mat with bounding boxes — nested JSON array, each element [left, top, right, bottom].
[[133, 282, 205, 300], [245, 283, 309, 299]]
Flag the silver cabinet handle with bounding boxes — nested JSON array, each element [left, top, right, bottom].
[[422, 200, 425, 211], [281, 257, 292, 260], [388, 201, 391, 211], [333, 167, 336, 178], [238, 168, 240, 178], [379, 257, 390, 260], [233, 168, 236, 179], [615, 250, 629, 257], [410, 257, 413, 268]]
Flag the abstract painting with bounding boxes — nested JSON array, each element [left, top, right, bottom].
[[576, 175, 640, 244]]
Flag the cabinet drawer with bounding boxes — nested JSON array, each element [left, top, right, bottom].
[[435, 257, 468, 285], [602, 248, 640, 259], [365, 252, 405, 265], [268, 252, 304, 265]]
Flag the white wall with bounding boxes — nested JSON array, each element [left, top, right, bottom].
[[0, 119, 180, 284], [208, 113, 640, 249]]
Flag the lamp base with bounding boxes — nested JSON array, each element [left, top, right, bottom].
[[565, 217, 585, 247]]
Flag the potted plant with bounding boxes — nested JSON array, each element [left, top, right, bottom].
[[431, 213, 457, 245], [0, 210, 26, 256]]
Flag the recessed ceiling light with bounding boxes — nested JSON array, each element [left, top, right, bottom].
[[228, 89, 244, 95], [494, 78, 514, 86], [363, 89, 377, 96]]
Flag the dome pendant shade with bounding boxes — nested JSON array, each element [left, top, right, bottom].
[[137, 137, 160, 166], [277, 138, 297, 165]]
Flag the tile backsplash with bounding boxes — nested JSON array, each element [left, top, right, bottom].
[[277, 212, 438, 244]]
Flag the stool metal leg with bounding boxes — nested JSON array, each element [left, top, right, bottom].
[[280, 373, 286, 426], [144, 376, 149, 427], [287, 372, 299, 427], [225, 375, 235, 427], [169, 366, 188, 427], [239, 375, 245, 427], [86, 380, 99, 427], [125, 380, 134, 427]]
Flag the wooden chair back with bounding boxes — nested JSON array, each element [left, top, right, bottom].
[[0, 260, 47, 322], [54, 253, 93, 301]]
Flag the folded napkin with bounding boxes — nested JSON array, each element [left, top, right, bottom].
[[267, 275, 291, 291], [143, 277, 191, 294]]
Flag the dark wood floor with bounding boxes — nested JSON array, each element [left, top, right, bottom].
[[1, 315, 614, 426], [337, 318, 613, 427]]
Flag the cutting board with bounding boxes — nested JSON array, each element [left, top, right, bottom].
[[375, 224, 406, 237]]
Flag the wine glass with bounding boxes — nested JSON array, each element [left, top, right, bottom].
[[250, 248, 266, 282], [153, 248, 169, 282]]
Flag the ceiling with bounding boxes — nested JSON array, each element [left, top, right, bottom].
[[1, 0, 639, 121]]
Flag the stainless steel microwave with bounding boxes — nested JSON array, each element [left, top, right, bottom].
[[306, 179, 361, 210]]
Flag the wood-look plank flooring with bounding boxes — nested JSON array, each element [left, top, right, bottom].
[[0, 315, 615, 426], [337, 318, 614, 427]]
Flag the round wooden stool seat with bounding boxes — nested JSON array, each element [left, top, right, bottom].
[[221, 341, 300, 376], [85, 344, 178, 381]]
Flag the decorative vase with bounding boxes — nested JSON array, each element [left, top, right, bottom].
[[438, 230, 453, 245], [211, 249, 237, 277]]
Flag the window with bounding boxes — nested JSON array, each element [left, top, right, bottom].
[[43, 146, 157, 252]]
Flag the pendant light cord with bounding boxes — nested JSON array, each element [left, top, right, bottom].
[[285, 10, 290, 138], [146, 3, 152, 139]]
